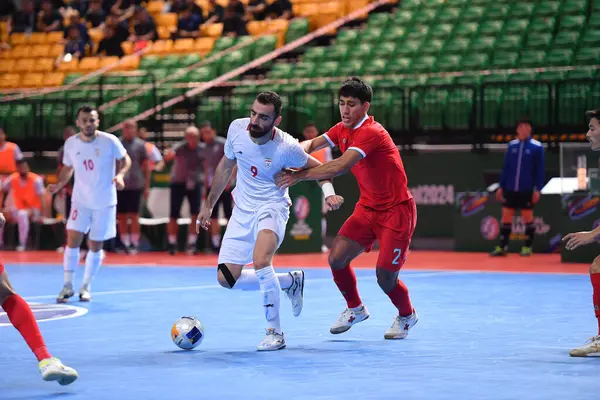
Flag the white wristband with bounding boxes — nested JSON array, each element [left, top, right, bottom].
[[321, 182, 336, 198]]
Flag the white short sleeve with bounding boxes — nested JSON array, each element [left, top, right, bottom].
[[34, 176, 45, 196], [14, 145, 23, 161], [63, 142, 73, 167], [112, 136, 127, 159], [150, 145, 163, 162], [224, 121, 237, 160], [284, 138, 309, 169]]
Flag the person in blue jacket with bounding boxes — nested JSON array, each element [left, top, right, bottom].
[[491, 118, 545, 257]]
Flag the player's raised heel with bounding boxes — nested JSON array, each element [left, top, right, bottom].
[[570, 335, 600, 357], [39, 357, 78, 386], [56, 285, 74, 304], [257, 328, 286, 351], [283, 270, 304, 317], [384, 309, 418, 340], [330, 305, 370, 334], [79, 285, 91, 302]]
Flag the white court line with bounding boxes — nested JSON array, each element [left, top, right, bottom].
[[18, 272, 454, 302]]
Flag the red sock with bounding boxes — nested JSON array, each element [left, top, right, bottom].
[[387, 280, 413, 317], [331, 265, 362, 308], [591, 274, 600, 335], [2, 294, 52, 361]]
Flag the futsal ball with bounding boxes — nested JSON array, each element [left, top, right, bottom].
[[171, 316, 205, 350]]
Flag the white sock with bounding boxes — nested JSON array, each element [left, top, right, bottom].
[[121, 233, 131, 247], [131, 233, 140, 247], [168, 234, 176, 244], [255, 266, 281, 333], [63, 246, 80, 287], [83, 250, 104, 289], [187, 234, 197, 246], [232, 269, 293, 291], [211, 234, 221, 248], [17, 210, 29, 247]]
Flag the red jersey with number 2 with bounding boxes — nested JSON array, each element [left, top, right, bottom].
[[323, 116, 412, 211]]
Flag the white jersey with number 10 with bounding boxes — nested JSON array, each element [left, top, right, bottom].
[[62, 131, 128, 210], [224, 118, 309, 213]]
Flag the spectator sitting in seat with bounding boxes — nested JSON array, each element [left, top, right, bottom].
[[266, 0, 293, 20], [228, 0, 246, 17], [222, 4, 247, 37], [63, 11, 90, 50], [204, 0, 225, 24], [102, 12, 130, 42], [9, 0, 36, 34], [247, 0, 267, 21], [85, 0, 106, 28], [96, 26, 124, 57], [129, 6, 157, 44], [174, 5, 203, 39], [36, 0, 63, 32], [63, 24, 86, 59]]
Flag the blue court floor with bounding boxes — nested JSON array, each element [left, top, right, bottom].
[[1, 263, 599, 400]]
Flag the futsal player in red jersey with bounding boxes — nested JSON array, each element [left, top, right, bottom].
[[277, 77, 418, 339], [0, 211, 78, 384]]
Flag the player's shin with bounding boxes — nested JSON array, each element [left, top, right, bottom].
[[331, 265, 362, 308], [16, 210, 29, 249], [82, 249, 104, 292], [256, 266, 282, 333], [63, 246, 80, 287], [591, 273, 600, 335], [525, 223, 535, 248]]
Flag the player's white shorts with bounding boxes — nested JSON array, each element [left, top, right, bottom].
[[66, 204, 117, 241], [218, 202, 290, 266]]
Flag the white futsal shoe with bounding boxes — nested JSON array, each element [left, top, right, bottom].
[[56, 285, 74, 304], [570, 335, 600, 357], [39, 357, 78, 386], [283, 270, 304, 317], [330, 305, 370, 334], [384, 309, 419, 340], [79, 285, 91, 302], [257, 328, 286, 351]]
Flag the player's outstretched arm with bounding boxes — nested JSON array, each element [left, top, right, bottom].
[[297, 155, 345, 211], [301, 135, 332, 154], [563, 224, 600, 250], [48, 165, 74, 194], [197, 155, 236, 232], [113, 153, 132, 190]]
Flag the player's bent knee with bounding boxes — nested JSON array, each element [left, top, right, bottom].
[[591, 256, 600, 274], [217, 263, 237, 289], [328, 251, 347, 270], [0, 277, 15, 305], [376, 268, 398, 293]]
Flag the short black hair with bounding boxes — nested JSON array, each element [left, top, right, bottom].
[[76, 105, 96, 118], [586, 109, 600, 120], [517, 116, 532, 127], [198, 120, 213, 129], [339, 77, 373, 104], [255, 91, 282, 117], [16, 159, 27, 166]]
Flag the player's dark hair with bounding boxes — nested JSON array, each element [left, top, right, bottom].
[[586, 109, 600, 121], [304, 121, 317, 129], [76, 105, 96, 118], [516, 116, 532, 127], [16, 159, 28, 166], [339, 77, 373, 104], [255, 91, 282, 117]]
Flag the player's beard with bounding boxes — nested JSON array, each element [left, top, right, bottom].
[[82, 126, 96, 137], [249, 123, 273, 139]]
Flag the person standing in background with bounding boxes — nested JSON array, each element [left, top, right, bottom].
[[491, 118, 545, 257], [0, 128, 24, 177], [138, 126, 165, 172], [163, 126, 205, 255], [117, 120, 149, 254], [199, 121, 234, 252]]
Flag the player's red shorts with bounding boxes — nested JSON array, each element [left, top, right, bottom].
[[338, 199, 417, 271]]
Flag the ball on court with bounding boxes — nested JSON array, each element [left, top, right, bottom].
[[171, 316, 204, 350]]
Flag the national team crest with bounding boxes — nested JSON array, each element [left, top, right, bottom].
[[264, 158, 272, 168], [95, 148, 100, 156]]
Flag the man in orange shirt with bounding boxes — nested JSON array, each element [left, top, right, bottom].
[[0, 128, 24, 177], [302, 123, 332, 252], [0, 160, 47, 251]]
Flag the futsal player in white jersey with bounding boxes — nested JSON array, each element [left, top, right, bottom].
[[49, 106, 132, 303], [197, 92, 344, 351]]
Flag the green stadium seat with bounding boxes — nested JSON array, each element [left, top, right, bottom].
[[478, 21, 504, 36], [461, 6, 485, 21], [421, 39, 445, 55], [453, 23, 479, 38], [362, 59, 387, 75], [303, 46, 327, 62], [385, 57, 412, 74], [545, 49, 574, 66], [461, 54, 489, 70], [350, 43, 374, 59], [445, 89, 475, 129], [574, 47, 600, 65], [325, 44, 350, 61], [219, 50, 246, 75], [524, 33, 552, 49], [197, 98, 224, 131], [485, 4, 509, 20], [393, 10, 415, 26], [444, 38, 470, 54], [362, 27, 385, 43], [180, 54, 202, 67], [490, 52, 518, 68], [413, 9, 438, 24], [498, 87, 528, 128], [528, 17, 557, 33], [425, 0, 444, 8], [213, 36, 236, 53], [372, 41, 397, 58], [437, 7, 461, 23], [335, 29, 359, 45], [187, 66, 216, 82], [140, 55, 160, 70], [405, 26, 429, 41], [395, 40, 421, 57], [158, 55, 182, 69], [559, 15, 586, 31], [150, 68, 170, 81], [454, 74, 482, 85], [537, 70, 565, 81], [102, 74, 125, 85], [285, 18, 308, 44], [410, 56, 436, 73], [557, 83, 589, 126], [315, 61, 340, 77], [426, 76, 454, 85], [400, 0, 422, 10], [338, 59, 364, 76], [367, 12, 392, 29], [534, 1, 560, 17], [553, 31, 580, 48], [63, 73, 83, 84], [429, 24, 453, 39], [253, 35, 277, 59], [469, 36, 495, 54], [560, 0, 588, 15], [435, 55, 461, 72], [580, 29, 600, 46], [495, 35, 523, 51], [503, 19, 529, 35], [508, 71, 536, 82], [8, 105, 34, 139], [566, 67, 596, 80], [291, 62, 315, 78], [385, 26, 406, 41], [269, 63, 293, 79], [519, 50, 546, 67], [510, 3, 535, 18]]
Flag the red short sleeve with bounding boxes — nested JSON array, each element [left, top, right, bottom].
[[323, 125, 341, 148], [348, 127, 383, 158]]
